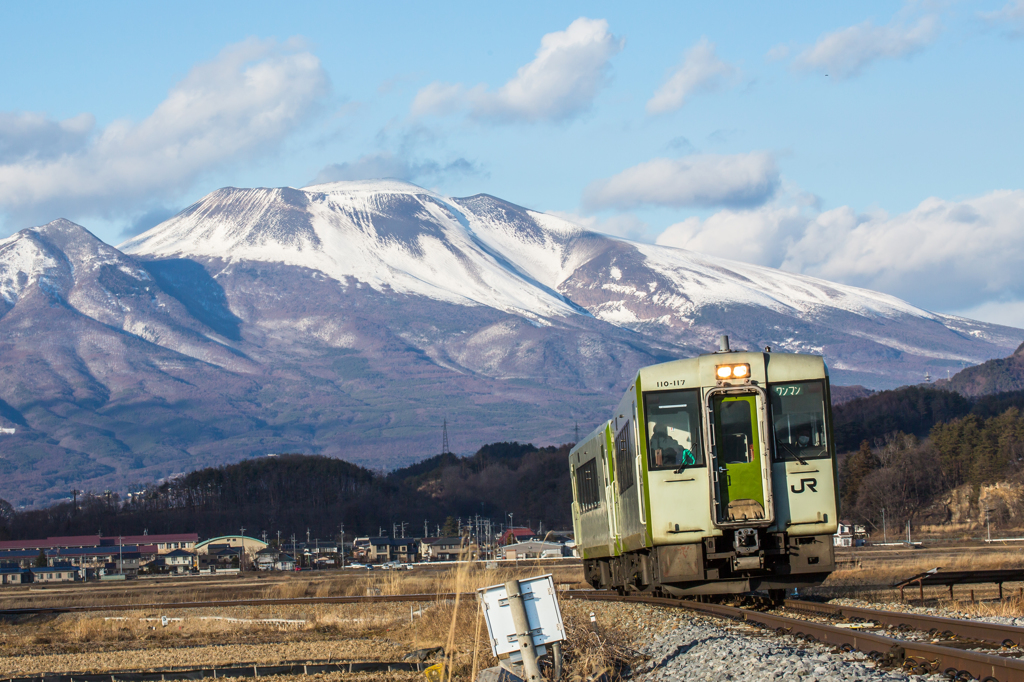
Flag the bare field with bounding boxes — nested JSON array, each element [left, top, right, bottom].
[[0, 562, 642, 681]]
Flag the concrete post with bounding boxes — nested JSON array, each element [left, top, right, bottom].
[[552, 641, 562, 681], [505, 579, 542, 682]]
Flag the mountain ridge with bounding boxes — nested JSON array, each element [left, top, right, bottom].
[[0, 180, 1020, 506]]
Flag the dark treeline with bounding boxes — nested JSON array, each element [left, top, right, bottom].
[[832, 386, 1024, 453], [0, 442, 574, 542], [840, 407, 1024, 530]]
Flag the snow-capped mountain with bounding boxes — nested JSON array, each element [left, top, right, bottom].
[[0, 180, 1020, 506], [122, 180, 1020, 383]]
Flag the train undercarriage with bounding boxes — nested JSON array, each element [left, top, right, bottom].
[[583, 530, 836, 598]]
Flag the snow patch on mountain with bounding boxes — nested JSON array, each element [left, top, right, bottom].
[[633, 241, 934, 320], [121, 181, 578, 319]]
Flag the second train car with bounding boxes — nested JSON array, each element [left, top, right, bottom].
[[569, 336, 838, 597]]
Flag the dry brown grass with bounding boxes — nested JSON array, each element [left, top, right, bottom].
[[0, 561, 637, 680]]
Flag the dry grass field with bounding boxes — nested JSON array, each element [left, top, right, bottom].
[[0, 561, 643, 682]]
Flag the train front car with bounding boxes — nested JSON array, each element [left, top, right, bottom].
[[570, 339, 838, 598]]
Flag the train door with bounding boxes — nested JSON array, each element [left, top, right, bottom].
[[709, 391, 773, 525]]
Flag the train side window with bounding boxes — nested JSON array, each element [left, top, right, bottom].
[[615, 420, 636, 491], [576, 459, 601, 511], [643, 389, 704, 470], [770, 380, 830, 462]]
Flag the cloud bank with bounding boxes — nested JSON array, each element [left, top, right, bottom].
[[308, 152, 480, 185], [646, 38, 736, 114], [655, 190, 1024, 324], [980, 1, 1024, 38], [584, 152, 780, 211], [792, 15, 939, 79], [411, 18, 623, 123], [0, 38, 328, 227]]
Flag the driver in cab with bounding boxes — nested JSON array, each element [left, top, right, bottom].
[[650, 424, 696, 468]]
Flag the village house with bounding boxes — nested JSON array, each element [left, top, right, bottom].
[[429, 537, 466, 562], [352, 537, 418, 564], [500, 540, 569, 560], [255, 547, 296, 571], [833, 522, 868, 547], [498, 527, 536, 545], [30, 565, 82, 583], [0, 564, 27, 585]]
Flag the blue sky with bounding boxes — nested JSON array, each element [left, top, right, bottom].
[[3, 1, 1024, 325]]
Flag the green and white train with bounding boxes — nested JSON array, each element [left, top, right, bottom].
[[569, 337, 838, 598]]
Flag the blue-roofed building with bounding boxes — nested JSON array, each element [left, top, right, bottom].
[[0, 563, 28, 585], [31, 565, 82, 583]]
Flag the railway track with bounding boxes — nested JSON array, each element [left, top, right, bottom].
[[7, 591, 1024, 681]]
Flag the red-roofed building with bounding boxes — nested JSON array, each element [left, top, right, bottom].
[[499, 527, 536, 545], [102, 534, 197, 554], [0, 533, 197, 557], [0, 536, 101, 551]]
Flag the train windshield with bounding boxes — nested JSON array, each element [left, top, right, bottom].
[[643, 389, 704, 470], [770, 380, 830, 462]]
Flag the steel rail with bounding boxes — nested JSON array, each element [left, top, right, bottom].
[[567, 593, 1024, 682], [785, 599, 1024, 648]]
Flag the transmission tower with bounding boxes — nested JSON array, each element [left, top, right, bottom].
[[575, 421, 579, 442], [442, 417, 450, 454]]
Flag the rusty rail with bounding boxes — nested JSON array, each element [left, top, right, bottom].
[[567, 593, 1024, 682], [785, 599, 1024, 648]]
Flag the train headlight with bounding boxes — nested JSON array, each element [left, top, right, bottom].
[[715, 363, 751, 380]]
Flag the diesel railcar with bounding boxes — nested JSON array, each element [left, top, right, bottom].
[[569, 337, 838, 598]]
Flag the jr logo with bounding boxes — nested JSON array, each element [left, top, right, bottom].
[[790, 478, 817, 494]]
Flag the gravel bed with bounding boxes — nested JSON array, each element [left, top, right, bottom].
[[630, 609, 943, 681]]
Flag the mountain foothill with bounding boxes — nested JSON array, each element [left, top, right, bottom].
[[0, 180, 1020, 507]]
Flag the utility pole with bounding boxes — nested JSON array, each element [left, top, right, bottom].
[[339, 523, 345, 569], [118, 535, 123, 576], [881, 509, 887, 544], [424, 520, 428, 538], [277, 530, 281, 548]]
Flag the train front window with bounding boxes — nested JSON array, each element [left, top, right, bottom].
[[644, 389, 704, 470], [770, 380, 829, 462]]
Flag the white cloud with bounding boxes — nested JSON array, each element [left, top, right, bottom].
[[0, 112, 95, 163], [793, 15, 939, 79], [656, 203, 810, 266], [0, 38, 328, 225], [654, 189, 1024, 316], [307, 152, 480, 185], [583, 153, 780, 211], [411, 18, 623, 123], [980, 1, 1024, 38], [646, 38, 736, 114]]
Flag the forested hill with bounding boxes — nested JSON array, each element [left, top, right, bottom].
[[0, 442, 573, 542], [832, 386, 1024, 452], [939, 341, 1024, 397]]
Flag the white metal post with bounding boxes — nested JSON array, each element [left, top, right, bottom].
[[505, 579, 542, 682]]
